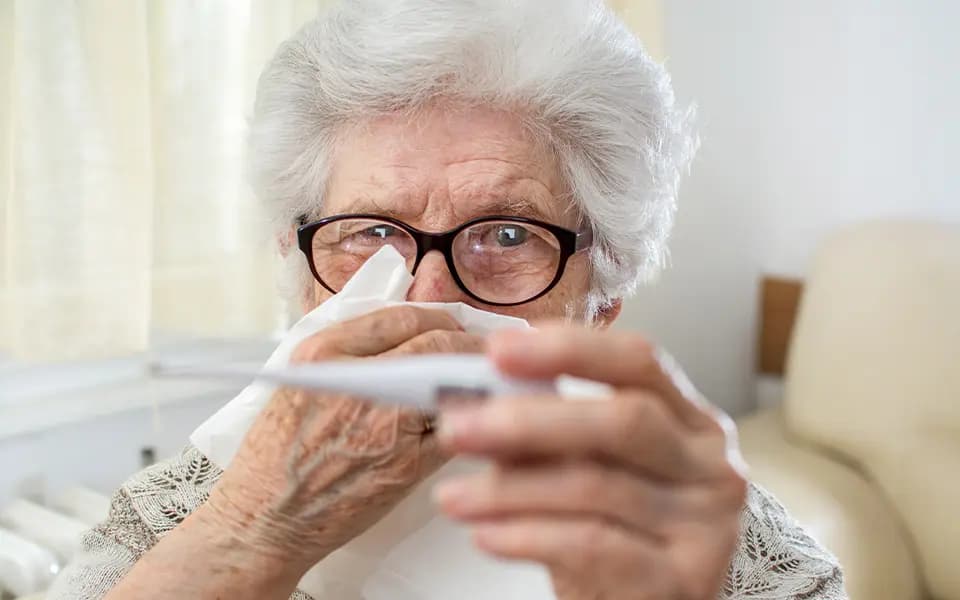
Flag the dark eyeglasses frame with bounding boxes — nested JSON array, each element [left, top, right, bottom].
[[297, 213, 593, 306]]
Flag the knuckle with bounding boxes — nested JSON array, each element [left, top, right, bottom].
[[574, 522, 609, 570], [395, 329, 461, 355], [290, 342, 312, 364], [698, 412, 727, 438], [569, 466, 607, 507], [390, 305, 426, 333], [610, 394, 653, 442], [396, 334, 428, 355], [625, 334, 656, 367], [291, 336, 334, 363], [630, 333, 656, 357], [719, 466, 749, 508], [422, 329, 458, 353], [699, 402, 735, 438]]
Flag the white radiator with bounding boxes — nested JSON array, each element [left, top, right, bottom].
[[0, 488, 110, 599]]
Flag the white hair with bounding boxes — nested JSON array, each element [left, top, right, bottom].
[[250, 0, 697, 313]]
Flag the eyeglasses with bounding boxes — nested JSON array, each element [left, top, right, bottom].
[[297, 214, 593, 306]]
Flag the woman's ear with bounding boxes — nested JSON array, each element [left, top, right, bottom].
[[594, 298, 623, 329], [277, 227, 296, 258]]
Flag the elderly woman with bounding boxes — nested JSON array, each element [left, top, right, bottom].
[[51, 1, 845, 599]]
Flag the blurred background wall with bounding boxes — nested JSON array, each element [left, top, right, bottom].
[[618, 0, 960, 414]]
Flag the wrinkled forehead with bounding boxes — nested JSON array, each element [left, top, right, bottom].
[[320, 106, 579, 229]]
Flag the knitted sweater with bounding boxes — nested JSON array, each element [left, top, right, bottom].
[[48, 445, 846, 599]]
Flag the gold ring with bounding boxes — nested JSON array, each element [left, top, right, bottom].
[[422, 412, 437, 434]]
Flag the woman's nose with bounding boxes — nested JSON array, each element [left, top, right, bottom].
[[406, 251, 464, 303]]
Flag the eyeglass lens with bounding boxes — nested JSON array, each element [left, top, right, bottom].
[[309, 218, 562, 304]]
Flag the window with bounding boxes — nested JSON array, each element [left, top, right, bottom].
[[0, 1, 330, 370]]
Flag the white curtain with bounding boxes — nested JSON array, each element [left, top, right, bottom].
[[0, 0, 327, 363]]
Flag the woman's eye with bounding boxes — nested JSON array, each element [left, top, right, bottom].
[[495, 225, 528, 247], [362, 225, 397, 239]]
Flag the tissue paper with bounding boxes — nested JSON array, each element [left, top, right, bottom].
[[190, 246, 554, 599]]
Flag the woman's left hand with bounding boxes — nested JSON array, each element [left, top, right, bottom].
[[435, 325, 748, 600]]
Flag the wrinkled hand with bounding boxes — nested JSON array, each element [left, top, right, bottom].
[[435, 326, 747, 600], [204, 305, 484, 569]]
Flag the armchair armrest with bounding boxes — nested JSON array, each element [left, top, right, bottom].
[[737, 408, 924, 600]]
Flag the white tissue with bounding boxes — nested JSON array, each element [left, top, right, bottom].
[[190, 246, 555, 599]]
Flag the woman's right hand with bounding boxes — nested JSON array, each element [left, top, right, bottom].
[[200, 305, 485, 572]]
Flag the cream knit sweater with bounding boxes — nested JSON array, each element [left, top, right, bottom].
[[48, 445, 846, 599]]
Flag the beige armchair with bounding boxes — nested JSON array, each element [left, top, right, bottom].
[[737, 221, 960, 600]]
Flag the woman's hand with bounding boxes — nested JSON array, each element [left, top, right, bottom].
[[435, 325, 747, 600], [201, 305, 484, 572]]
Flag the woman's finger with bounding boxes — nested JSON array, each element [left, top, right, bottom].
[[488, 326, 713, 431], [380, 329, 486, 357], [438, 393, 727, 482], [292, 305, 463, 361], [434, 460, 701, 540], [470, 515, 666, 586]]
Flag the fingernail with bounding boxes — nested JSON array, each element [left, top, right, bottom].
[[472, 523, 504, 549], [489, 328, 539, 355], [432, 480, 468, 510], [436, 409, 478, 443]]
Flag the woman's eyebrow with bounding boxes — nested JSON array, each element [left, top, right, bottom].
[[331, 195, 555, 222], [465, 196, 552, 220], [323, 196, 403, 218]]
